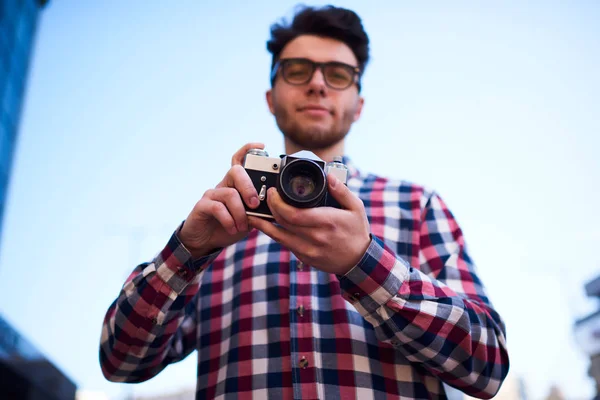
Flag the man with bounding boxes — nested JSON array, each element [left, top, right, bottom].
[[100, 5, 509, 399]]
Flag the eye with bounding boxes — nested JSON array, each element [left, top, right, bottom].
[[288, 68, 308, 77], [284, 61, 312, 81], [325, 67, 352, 84]]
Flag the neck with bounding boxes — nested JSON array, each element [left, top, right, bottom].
[[284, 138, 345, 163]]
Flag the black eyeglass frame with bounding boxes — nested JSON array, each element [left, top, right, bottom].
[[270, 57, 362, 92]]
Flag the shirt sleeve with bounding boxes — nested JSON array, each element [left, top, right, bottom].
[[99, 223, 222, 382], [337, 192, 510, 399]]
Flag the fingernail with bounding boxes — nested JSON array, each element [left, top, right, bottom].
[[250, 196, 259, 207], [329, 175, 338, 188]]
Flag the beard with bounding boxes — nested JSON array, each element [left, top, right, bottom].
[[272, 101, 356, 151]]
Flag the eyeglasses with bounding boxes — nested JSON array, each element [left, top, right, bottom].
[[271, 58, 361, 91]]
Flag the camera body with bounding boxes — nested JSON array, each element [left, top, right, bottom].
[[242, 149, 349, 219]]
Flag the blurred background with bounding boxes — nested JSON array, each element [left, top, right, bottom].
[[0, 1, 599, 399]]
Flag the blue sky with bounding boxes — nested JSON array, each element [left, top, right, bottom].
[[1, 1, 599, 399]]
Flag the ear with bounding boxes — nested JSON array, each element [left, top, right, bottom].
[[352, 96, 364, 122], [266, 89, 275, 115]]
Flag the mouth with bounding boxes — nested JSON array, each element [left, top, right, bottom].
[[297, 105, 333, 116]]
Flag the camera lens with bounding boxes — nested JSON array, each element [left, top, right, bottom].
[[289, 176, 316, 198], [278, 159, 326, 208]]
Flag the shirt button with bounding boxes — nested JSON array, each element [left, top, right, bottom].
[[349, 292, 361, 302], [178, 269, 189, 278], [297, 262, 304, 271], [297, 305, 304, 317], [299, 356, 309, 369]]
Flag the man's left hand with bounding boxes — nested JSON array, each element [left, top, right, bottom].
[[248, 174, 371, 276]]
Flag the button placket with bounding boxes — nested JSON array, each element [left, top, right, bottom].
[[290, 257, 318, 399]]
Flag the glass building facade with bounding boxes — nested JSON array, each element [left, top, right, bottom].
[[0, 1, 77, 398], [0, 314, 77, 399], [0, 0, 48, 244]]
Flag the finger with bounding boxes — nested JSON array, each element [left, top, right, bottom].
[[265, 192, 337, 243], [267, 188, 342, 228], [266, 188, 323, 228], [248, 216, 301, 251], [231, 142, 265, 166], [326, 174, 362, 210], [199, 199, 237, 235], [205, 188, 249, 232], [220, 165, 260, 209]]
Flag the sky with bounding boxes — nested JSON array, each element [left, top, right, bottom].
[[0, 1, 599, 399]]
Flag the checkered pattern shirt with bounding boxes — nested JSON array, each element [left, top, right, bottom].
[[100, 158, 509, 399]]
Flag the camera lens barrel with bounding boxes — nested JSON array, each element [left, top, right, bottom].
[[278, 159, 327, 208]]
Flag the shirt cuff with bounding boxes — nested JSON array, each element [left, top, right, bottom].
[[152, 222, 222, 294], [338, 235, 410, 315]]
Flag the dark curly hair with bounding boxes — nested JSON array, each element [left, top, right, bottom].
[[267, 5, 370, 89]]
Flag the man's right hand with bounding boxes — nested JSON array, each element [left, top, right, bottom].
[[178, 142, 264, 258]]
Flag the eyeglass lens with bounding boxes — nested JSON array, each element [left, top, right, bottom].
[[282, 59, 354, 89]]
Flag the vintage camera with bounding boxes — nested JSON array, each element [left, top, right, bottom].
[[242, 148, 349, 219]]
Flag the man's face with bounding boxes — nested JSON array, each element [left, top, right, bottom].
[[266, 35, 364, 151]]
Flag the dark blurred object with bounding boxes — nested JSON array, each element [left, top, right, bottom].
[[544, 385, 565, 400], [585, 275, 600, 298], [590, 354, 600, 400], [576, 309, 600, 356], [0, 314, 76, 399], [574, 273, 600, 400], [0, 0, 49, 251]]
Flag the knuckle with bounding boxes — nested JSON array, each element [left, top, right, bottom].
[[194, 199, 205, 212], [287, 212, 301, 225], [230, 164, 244, 176], [202, 189, 216, 200], [322, 217, 336, 231], [223, 187, 239, 199], [210, 201, 226, 215], [305, 246, 320, 260], [232, 146, 249, 165], [223, 168, 237, 184], [312, 232, 326, 245]]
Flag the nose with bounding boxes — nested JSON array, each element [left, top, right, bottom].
[[306, 67, 327, 96]]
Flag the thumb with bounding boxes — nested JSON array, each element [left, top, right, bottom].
[[327, 174, 360, 210]]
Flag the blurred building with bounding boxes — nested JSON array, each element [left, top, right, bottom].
[[0, 0, 77, 399], [0, 314, 76, 399], [0, 0, 47, 244], [574, 274, 600, 399]]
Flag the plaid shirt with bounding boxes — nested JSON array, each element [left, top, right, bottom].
[[100, 158, 509, 400]]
